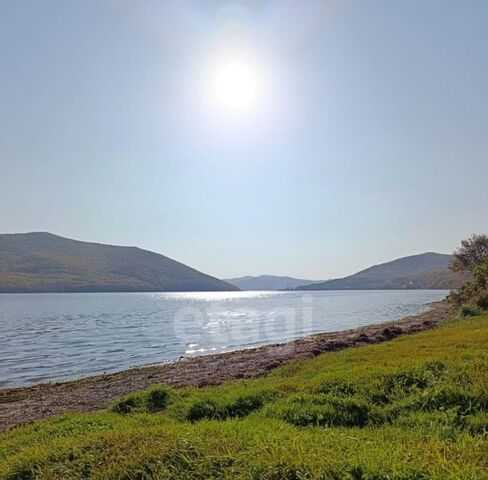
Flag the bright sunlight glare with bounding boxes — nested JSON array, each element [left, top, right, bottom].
[[211, 59, 261, 111]]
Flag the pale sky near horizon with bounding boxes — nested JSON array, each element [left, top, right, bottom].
[[1, 0, 487, 280]]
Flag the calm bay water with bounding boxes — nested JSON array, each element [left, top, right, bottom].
[[0, 290, 448, 387]]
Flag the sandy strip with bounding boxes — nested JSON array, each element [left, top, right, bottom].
[[0, 300, 453, 431]]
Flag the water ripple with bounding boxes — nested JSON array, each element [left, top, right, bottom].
[[0, 290, 447, 387]]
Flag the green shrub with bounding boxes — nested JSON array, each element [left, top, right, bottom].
[[414, 386, 487, 414], [224, 389, 277, 418], [316, 379, 359, 397], [111, 393, 144, 415], [186, 399, 221, 422], [475, 293, 488, 310], [378, 361, 445, 400], [146, 386, 171, 412], [111, 385, 172, 414], [368, 400, 414, 425], [186, 388, 278, 421], [460, 304, 484, 317], [263, 394, 371, 428]]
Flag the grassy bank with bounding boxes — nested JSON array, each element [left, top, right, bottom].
[[1, 314, 487, 479]]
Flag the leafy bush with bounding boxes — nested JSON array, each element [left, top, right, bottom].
[[186, 398, 221, 422], [224, 389, 278, 418], [449, 235, 488, 310], [146, 386, 171, 412], [475, 292, 488, 310], [111, 385, 172, 414], [460, 304, 484, 317], [186, 388, 278, 421]]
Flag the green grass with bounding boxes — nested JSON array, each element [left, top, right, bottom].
[[1, 314, 488, 479]]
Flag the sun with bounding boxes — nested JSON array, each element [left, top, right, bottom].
[[211, 59, 260, 111]]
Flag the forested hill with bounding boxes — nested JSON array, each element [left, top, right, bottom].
[[0, 232, 238, 293], [297, 252, 466, 290]]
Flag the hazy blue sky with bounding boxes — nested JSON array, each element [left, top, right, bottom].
[[1, 0, 487, 279]]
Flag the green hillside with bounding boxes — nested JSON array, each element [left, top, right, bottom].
[[299, 252, 466, 290], [0, 232, 238, 293], [1, 313, 487, 479]]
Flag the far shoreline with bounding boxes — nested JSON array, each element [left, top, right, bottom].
[[0, 287, 452, 294], [0, 299, 453, 431]]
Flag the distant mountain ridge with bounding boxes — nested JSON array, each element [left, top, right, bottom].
[[297, 252, 465, 290], [0, 232, 238, 293], [224, 275, 325, 291]]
